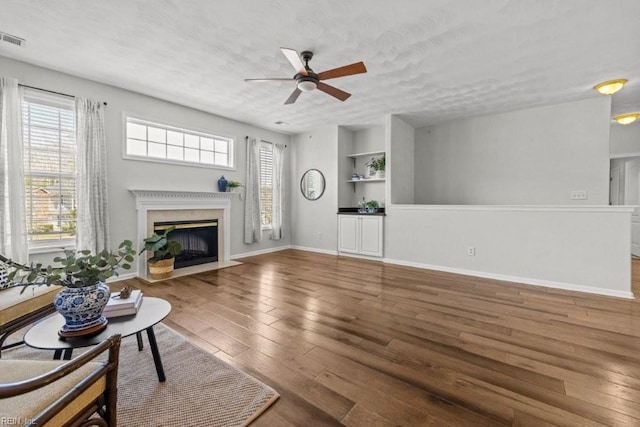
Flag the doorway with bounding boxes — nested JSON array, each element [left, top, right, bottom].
[[610, 156, 640, 256]]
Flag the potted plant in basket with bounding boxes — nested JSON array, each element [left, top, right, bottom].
[[366, 154, 386, 178], [140, 225, 182, 280], [0, 240, 136, 337]]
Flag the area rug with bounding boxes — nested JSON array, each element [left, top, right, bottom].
[[3, 323, 279, 426]]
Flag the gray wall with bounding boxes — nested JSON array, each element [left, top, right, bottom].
[[610, 122, 640, 156], [290, 126, 338, 252], [414, 97, 611, 205], [387, 115, 415, 205], [1, 55, 291, 271]]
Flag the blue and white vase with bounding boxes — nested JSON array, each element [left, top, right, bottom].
[[218, 175, 228, 192], [54, 282, 110, 334]]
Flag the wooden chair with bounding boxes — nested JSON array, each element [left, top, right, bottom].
[[0, 334, 121, 427]]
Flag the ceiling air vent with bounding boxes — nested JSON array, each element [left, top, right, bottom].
[[0, 32, 26, 47]]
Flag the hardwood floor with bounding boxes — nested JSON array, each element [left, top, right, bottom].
[[126, 250, 640, 426]]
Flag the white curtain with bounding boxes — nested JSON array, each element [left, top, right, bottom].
[[271, 143, 285, 240], [0, 77, 28, 263], [76, 98, 110, 253], [244, 136, 262, 244]]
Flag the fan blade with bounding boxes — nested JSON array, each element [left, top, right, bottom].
[[285, 88, 302, 105], [281, 47, 308, 76], [317, 62, 367, 80], [244, 78, 294, 82], [317, 82, 351, 101]]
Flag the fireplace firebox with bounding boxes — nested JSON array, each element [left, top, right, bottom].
[[153, 219, 218, 268]]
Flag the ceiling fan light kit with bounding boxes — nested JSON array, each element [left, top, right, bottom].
[[245, 47, 367, 104]]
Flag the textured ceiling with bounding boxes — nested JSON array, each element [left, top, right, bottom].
[[1, 0, 639, 134]]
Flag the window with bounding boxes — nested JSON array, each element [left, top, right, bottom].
[[125, 117, 234, 169], [22, 89, 77, 244], [259, 143, 273, 227]]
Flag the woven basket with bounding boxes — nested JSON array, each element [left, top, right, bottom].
[[148, 257, 175, 280]]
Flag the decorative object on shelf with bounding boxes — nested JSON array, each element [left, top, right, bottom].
[[118, 285, 132, 299], [351, 173, 360, 180], [364, 200, 379, 213], [1, 240, 136, 337], [366, 154, 386, 178], [226, 180, 244, 192], [140, 225, 182, 280], [218, 175, 228, 192], [300, 169, 326, 200]]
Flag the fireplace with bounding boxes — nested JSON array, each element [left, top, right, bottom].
[[154, 219, 218, 268], [130, 189, 233, 279]]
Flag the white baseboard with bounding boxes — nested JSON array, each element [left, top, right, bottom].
[[383, 258, 635, 300], [336, 251, 383, 262], [231, 245, 292, 259], [290, 245, 338, 256]]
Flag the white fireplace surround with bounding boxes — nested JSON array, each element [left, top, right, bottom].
[[130, 189, 233, 278]]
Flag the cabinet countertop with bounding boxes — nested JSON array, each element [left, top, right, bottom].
[[337, 207, 386, 216]]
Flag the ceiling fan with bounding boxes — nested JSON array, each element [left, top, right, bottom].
[[244, 48, 367, 105]]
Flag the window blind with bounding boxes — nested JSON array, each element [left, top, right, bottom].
[[259, 144, 273, 226], [22, 89, 77, 242]]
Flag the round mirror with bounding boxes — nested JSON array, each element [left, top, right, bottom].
[[300, 169, 326, 201]]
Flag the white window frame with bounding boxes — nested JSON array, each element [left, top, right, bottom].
[[22, 89, 77, 252], [259, 141, 273, 230], [123, 114, 235, 170]]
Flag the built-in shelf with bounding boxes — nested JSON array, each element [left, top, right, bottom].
[[346, 150, 385, 159], [346, 178, 385, 183]]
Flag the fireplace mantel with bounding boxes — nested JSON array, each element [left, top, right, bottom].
[[129, 189, 235, 203], [130, 189, 234, 278]]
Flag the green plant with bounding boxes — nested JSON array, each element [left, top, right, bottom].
[[1, 240, 135, 290], [139, 225, 182, 264], [366, 154, 386, 172], [364, 200, 379, 209], [226, 180, 243, 189]]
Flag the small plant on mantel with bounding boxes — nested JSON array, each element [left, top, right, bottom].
[[226, 180, 243, 191], [140, 225, 182, 280]]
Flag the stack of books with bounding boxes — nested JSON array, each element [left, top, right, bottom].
[[104, 289, 143, 318]]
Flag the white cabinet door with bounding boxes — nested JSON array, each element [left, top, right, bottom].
[[338, 215, 383, 257], [338, 215, 359, 253], [359, 216, 383, 257]]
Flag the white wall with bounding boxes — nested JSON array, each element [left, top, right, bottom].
[[385, 205, 633, 298], [610, 122, 640, 157], [290, 126, 339, 253], [353, 126, 384, 153], [383, 98, 632, 297], [414, 97, 611, 205], [1, 55, 291, 272]]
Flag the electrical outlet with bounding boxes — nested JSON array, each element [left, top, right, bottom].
[[467, 246, 476, 256], [570, 190, 588, 200]]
